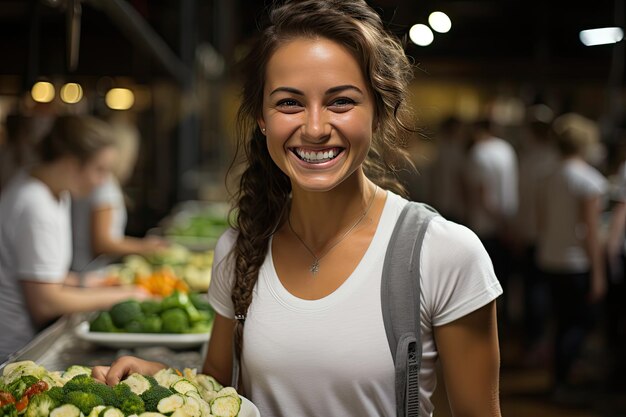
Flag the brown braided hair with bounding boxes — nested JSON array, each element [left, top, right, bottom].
[[229, 0, 416, 369]]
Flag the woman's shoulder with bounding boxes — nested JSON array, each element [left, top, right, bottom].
[[213, 227, 239, 267]]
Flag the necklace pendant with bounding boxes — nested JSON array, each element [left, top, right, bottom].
[[310, 259, 320, 275]]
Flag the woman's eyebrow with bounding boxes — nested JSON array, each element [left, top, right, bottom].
[[325, 85, 363, 95], [269, 85, 363, 96], [269, 86, 304, 96]]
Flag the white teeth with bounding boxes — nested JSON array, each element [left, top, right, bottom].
[[295, 148, 340, 163]]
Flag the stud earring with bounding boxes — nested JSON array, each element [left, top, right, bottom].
[[262, 127, 266, 134]]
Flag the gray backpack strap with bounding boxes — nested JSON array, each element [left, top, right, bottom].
[[381, 202, 438, 417]]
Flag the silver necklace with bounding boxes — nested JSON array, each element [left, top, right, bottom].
[[287, 185, 378, 275]]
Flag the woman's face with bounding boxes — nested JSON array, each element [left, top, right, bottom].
[[259, 37, 376, 193], [70, 146, 118, 197]]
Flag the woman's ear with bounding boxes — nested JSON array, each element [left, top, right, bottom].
[[258, 118, 266, 135]]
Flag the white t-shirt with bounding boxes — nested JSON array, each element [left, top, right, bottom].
[[0, 170, 72, 362], [208, 191, 503, 417], [537, 158, 608, 272], [71, 176, 127, 271], [465, 137, 518, 237], [516, 141, 559, 243]]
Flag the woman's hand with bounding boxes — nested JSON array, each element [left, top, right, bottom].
[[92, 356, 167, 386]]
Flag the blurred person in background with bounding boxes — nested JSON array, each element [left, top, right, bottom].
[[464, 117, 518, 323], [70, 117, 167, 274], [0, 114, 149, 363], [536, 112, 607, 400], [0, 113, 53, 192], [429, 115, 467, 224], [514, 104, 559, 365], [603, 141, 626, 391]]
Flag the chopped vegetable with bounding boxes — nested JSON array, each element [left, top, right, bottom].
[[7, 375, 39, 399], [210, 394, 241, 417], [170, 380, 198, 396], [62, 366, 92, 380], [156, 394, 185, 415], [109, 301, 144, 329], [139, 385, 172, 413], [0, 403, 17, 417], [65, 391, 105, 415], [89, 312, 118, 333], [50, 404, 81, 417], [161, 309, 189, 334], [99, 406, 125, 417], [113, 384, 144, 416], [25, 393, 58, 417], [121, 374, 153, 396]]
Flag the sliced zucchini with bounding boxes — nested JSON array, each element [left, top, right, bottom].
[[209, 395, 241, 417], [171, 379, 199, 395], [122, 374, 153, 395], [138, 413, 168, 417], [215, 388, 238, 399], [50, 404, 82, 417], [193, 375, 222, 392], [87, 406, 106, 417], [99, 407, 125, 417], [198, 388, 217, 404], [62, 365, 92, 380], [157, 394, 185, 414]]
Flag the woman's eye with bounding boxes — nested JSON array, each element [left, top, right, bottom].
[[276, 99, 300, 108], [330, 97, 355, 108]]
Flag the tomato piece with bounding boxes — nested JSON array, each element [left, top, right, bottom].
[[23, 381, 48, 398], [0, 391, 16, 406], [15, 395, 28, 412]]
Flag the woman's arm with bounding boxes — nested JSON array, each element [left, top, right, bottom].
[[21, 280, 149, 326], [91, 206, 167, 256], [582, 195, 606, 302], [202, 313, 236, 387], [434, 301, 502, 417]]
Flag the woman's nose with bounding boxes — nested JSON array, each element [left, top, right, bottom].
[[302, 107, 330, 142]]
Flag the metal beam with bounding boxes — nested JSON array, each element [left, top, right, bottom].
[[86, 0, 191, 85]]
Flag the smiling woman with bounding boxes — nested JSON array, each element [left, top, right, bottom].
[[92, 2, 503, 417]]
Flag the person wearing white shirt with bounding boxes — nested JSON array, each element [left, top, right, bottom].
[[536, 112, 608, 396], [0, 115, 148, 363]]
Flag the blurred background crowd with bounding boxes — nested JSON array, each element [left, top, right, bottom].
[[0, 0, 625, 416]]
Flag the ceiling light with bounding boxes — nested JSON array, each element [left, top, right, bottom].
[[105, 88, 135, 110], [409, 24, 434, 46], [60, 83, 83, 104], [31, 82, 55, 103], [428, 12, 451, 33], [579, 27, 624, 46]]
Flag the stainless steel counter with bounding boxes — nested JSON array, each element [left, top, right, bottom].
[[1, 313, 206, 373]]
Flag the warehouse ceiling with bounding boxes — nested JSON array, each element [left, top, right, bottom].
[[0, 0, 622, 83]]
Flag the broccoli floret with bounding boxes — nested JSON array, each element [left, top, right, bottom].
[[90, 312, 118, 333], [63, 374, 94, 394], [0, 403, 17, 417], [113, 385, 144, 416], [25, 392, 58, 417], [90, 383, 117, 407], [140, 301, 162, 316], [160, 309, 189, 333], [109, 300, 144, 329], [7, 375, 39, 399], [188, 293, 213, 312], [161, 292, 201, 323], [140, 316, 162, 334], [186, 321, 212, 334], [139, 386, 173, 412], [65, 391, 105, 415], [46, 387, 65, 404]]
